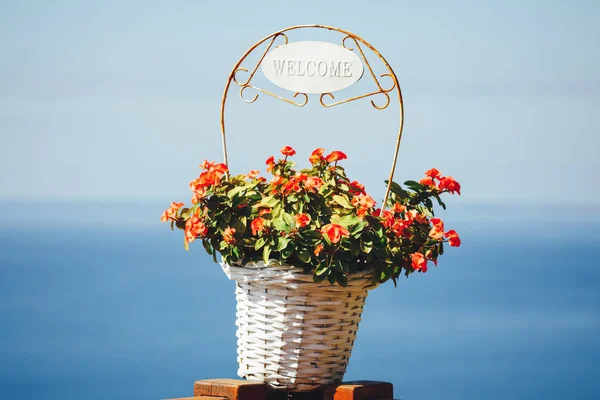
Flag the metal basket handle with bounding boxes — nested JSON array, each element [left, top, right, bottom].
[[219, 25, 405, 210]]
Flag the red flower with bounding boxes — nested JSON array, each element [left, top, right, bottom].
[[309, 148, 325, 164], [160, 202, 184, 222], [246, 170, 260, 179], [407, 209, 428, 224], [314, 244, 324, 256], [321, 223, 349, 244], [438, 176, 461, 195], [411, 252, 428, 272], [283, 179, 301, 193], [250, 217, 266, 236], [349, 181, 366, 195], [392, 203, 406, 214], [280, 146, 296, 157], [425, 168, 442, 179], [429, 217, 445, 239], [295, 213, 311, 228], [352, 193, 376, 209], [199, 160, 216, 170], [266, 156, 275, 173], [223, 227, 236, 244], [304, 176, 323, 192], [419, 177, 436, 188], [184, 216, 208, 244], [258, 208, 271, 216], [325, 150, 347, 163], [380, 210, 395, 228], [193, 163, 228, 189], [391, 219, 409, 237], [445, 229, 461, 247]]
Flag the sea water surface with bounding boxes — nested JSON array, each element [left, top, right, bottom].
[[0, 201, 598, 400]]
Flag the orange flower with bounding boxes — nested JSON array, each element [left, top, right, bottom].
[[407, 209, 428, 224], [321, 223, 349, 244], [309, 148, 325, 164], [295, 213, 311, 228], [191, 191, 204, 205], [266, 156, 275, 173], [304, 176, 323, 192], [246, 170, 260, 179], [425, 168, 442, 179], [325, 150, 347, 163], [160, 211, 169, 222], [223, 227, 236, 244], [380, 210, 395, 228], [250, 217, 266, 236], [194, 163, 228, 188], [419, 177, 436, 188], [258, 208, 271, 216], [411, 252, 428, 272], [349, 181, 366, 195], [429, 217, 445, 239], [392, 203, 406, 214], [445, 229, 461, 247], [184, 216, 208, 243], [199, 160, 216, 170], [352, 193, 376, 209], [160, 202, 184, 222], [438, 176, 461, 195], [271, 175, 284, 185], [391, 219, 410, 237], [283, 179, 301, 193], [314, 243, 324, 256], [280, 145, 296, 157]]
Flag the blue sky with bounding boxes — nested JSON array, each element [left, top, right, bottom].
[[1, 0, 598, 206]]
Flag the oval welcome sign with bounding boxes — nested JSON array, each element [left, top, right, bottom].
[[262, 41, 364, 94]]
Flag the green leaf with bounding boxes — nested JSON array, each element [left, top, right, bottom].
[[298, 248, 311, 263], [277, 237, 291, 251], [282, 213, 296, 229], [227, 186, 245, 199], [233, 216, 247, 237], [263, 245, 271, 264], [434, 193, 447, 210], [202, 239, 213, 255], [259, 196, 279, 208], [254, 237, 266, 250], [315, 263, 329, 276], [385, 180, 409, 198], [272, 217, 290, 232], [404, 180, 426, 191], [337, 215, 361, 227], [361, 240, 373, 254], [332, 195, 353, 209], [350, 220, 367, 237], [338, 272, 348, 287]]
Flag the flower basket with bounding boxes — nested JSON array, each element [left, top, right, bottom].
[[161, 25, 462, 393], [222, 261, 377, 391]]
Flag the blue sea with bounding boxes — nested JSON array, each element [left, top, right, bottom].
[[0, 201, 599, 400]]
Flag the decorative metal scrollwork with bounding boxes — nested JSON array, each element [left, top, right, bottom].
[[219, 25, 405, 210]]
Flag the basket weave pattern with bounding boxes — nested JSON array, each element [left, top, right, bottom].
[[221, 262, 375, 391]]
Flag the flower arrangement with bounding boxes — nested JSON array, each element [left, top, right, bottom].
[[161, 146, 461, 286]]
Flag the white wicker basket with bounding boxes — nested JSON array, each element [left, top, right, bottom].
[[221, 261, 377, 391]]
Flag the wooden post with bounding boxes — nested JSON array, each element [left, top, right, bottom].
[[165, 379, 395, 400]]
